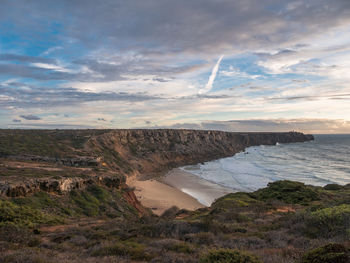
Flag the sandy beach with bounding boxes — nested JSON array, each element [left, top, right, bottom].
[[128, 168, 233, 215], [163, 168, 233, 206], [127, 175, 205, 216]]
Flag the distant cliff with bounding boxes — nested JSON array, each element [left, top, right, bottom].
[[87, 129, 314, 177], [0, 129, 313, 197]]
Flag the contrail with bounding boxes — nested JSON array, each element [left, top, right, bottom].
[[200, 55, 224, 94]]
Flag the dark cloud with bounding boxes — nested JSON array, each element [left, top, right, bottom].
[[0, 54, 56, 64], [292, 79, 308, 83], [0, 82, 162, 108], [0, 0, 349, 88], [97, 118, 106, 121], [12, 119, 21, 123], [180, 94, 235, 100], [2, 0, 350, 54], [153, 119, 350, 134], [0, 81, 237, 109], [8, 123, 94, 129], [20, 114, 41, 120], [266, 93, 350, 102], [152, 77, 170, 82]]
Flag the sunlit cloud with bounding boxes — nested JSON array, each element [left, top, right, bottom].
[[0, 0, 349, 132]]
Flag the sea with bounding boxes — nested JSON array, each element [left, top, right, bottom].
[[181, 134, 350, 192]]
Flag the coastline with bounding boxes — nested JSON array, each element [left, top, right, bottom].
[[127, 174, 205, 216], [128, 168, 233, 215], [162, 168, 233, 206]]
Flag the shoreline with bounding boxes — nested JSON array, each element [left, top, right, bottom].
[[127, 174, 205, 216], [128, 168, 233, 215], [162, 168, 233, 206]]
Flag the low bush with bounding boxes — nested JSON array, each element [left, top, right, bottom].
[[184, 232, 215, 245], [324, 184, 343, 191], [304, 204, 350, 238], [252, 180, 319, 205], [161, 206, 180, 220], [0, 225, 40, 246], [200, 249, 261, 263], [165, 241, 194, 254], [91, 240, 153, 260], [212, 192, 259, 209], [0, 200, 61, 227], [0, 249, 50, 263], [301, 243, 349, 263], [70, 190, 101, 216]]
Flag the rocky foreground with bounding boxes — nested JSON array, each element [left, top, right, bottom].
[[1, 129, 349, 262]]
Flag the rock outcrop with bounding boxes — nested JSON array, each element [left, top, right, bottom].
[[8, 155, 101, 167], [0, 174, 125, 197]]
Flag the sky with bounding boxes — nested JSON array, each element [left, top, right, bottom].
[[1, 0, 350, 133]]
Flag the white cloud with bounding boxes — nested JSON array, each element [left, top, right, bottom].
[[31, 62, 73, 73], [41, 46, 63, 56], [199, 55, 224, 94]]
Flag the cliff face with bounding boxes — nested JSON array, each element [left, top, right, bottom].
[[0, 129, 313, 197], [88, 130, 314, 177]]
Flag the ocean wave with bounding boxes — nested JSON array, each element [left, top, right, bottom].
[[181, 135, 350, 191]]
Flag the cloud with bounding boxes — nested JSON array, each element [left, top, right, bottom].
[[154, 119, 350, 134], [0, 82, 162, 108], [200, 55, 224, 94], [12, 119, 21, 123], [0, 0, 350, 128], [20, 114, 41, 120], [4, 0, 350, 53], [97, 118, 106, 121], [0, 54, 56, 64], [41, 46, 63, 56]]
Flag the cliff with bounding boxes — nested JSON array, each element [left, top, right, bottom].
[[87, 129, 314, 177], [0, 129, 313, 197]]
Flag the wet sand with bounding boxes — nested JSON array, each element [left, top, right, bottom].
[[128, 168, 233, 215], [162, 168, 233, 206], [127, 176, 205, 216]]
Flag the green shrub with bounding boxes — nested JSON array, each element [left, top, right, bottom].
[[87, 185, 111, 202], [0, 225, 40, 246], [301, 243, 349, 263], [161, 206, 180, 219], [91, 240, 153, 260], [324, 184, 343, 191], [213, 192, 259, 209], [70, 190, 101, 216], [200, 249, 261, 263], [12, 191, 59, 210], [252, 180, 319, 205], [305, 204, 350, 238], [0, 249, 49, 263], [0, 200, 60, 227], [165, 242, 194, 254]]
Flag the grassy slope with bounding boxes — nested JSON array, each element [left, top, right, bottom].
[[0, 181, 349, 263]]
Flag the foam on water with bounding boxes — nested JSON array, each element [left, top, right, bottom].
[[181, 134, 350, 192]]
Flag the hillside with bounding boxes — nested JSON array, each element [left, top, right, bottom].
[[3, 129, 348, 262]]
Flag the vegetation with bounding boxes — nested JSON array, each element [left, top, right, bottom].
[[0, 200, 61, 227], [0, 178, 349, 262], [0, 130, 349, 262], [200, 249, 261, 263], [304, 204, 350, 238], [0, 129, 107, 157], [91, 240, 153, 260], [252, 180, 319, 205], [301, 243, 349, 263]]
